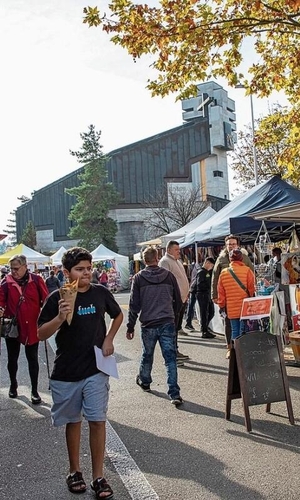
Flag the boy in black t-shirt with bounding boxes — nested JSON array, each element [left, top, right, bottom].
[[38, 247, 123, 499]]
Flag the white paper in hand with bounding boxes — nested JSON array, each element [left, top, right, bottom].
[[94, 346, 119, 379]]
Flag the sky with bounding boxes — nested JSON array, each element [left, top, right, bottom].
[[0, 0, 288, 239]]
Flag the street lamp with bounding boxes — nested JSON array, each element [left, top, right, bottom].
[[235, 84, 259, 186]]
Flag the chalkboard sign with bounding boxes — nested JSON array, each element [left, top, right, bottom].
[[226, 331, 294, 431], [235, 331, 285, 406]]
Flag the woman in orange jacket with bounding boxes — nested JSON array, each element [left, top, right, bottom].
[[217, 249, 255, 340]]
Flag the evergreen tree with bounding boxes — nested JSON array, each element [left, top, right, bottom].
[[66, 125, 120, 251], [21, 221, 37, 248], [4, 210, 17, 247], [3, 195, 31, 246]]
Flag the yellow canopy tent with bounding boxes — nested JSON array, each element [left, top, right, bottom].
[[0, 244, 48, 265]]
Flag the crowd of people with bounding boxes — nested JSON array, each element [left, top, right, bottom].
[[0, 235, 274, 498]]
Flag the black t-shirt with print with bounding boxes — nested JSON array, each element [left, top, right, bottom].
[[38, 284, 121, 382]]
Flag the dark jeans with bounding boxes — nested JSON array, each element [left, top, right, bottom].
[[197, 293, 215, 333], [5, 338, 40, 393], [185, 294, 197, 326], [139, 323, 180, 399]]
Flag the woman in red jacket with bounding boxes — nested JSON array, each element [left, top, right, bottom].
[[217, 249, 255, 341], [0, 254, 48, 403]]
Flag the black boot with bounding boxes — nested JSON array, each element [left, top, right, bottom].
[[9, 381, 18, 398], [31, 390, 41, 405]]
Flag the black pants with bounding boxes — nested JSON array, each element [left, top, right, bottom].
[[175, 301, 187, 349], [224, 316, 232, 347], [197, 293, 215, 334], [5, 338, 39, 393]]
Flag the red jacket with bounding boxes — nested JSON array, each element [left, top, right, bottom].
[[217, 261, 255, 319], [0, 273, 49, 345]]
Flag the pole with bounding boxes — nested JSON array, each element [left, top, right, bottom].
[[235, 84, 259, 186], [44, 340, 51, 389], [250, 94, 259, 186]]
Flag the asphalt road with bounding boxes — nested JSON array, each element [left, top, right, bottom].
[[1, 291, 300, 499]]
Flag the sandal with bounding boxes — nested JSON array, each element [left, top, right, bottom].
[[91, 477, 114, 499], [66, 471, 87, 494]]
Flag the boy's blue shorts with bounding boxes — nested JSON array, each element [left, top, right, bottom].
[[50, 372, 110, 427]]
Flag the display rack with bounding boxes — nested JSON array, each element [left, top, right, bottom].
[[254, 221, 276, 295]]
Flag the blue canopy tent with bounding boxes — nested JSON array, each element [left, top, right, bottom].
[[181, 176, 300, 248]]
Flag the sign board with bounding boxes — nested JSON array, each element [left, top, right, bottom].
[[235, 332, 285, 405], [240, 296, 273, 320], [226, 331, 294, 431]]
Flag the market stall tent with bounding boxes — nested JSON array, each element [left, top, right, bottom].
[[91, 244, 129, 289], [49, 246, 67, 266], [136, 237, 162, 247], [181, 176, 300, 247], [0, 243, 48, 265], [160, 206, 216, 247], [249, 202, 300, 223]]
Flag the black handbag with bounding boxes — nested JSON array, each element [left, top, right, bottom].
[[0, 316, 19, 338], [0, 287, 26, 339]]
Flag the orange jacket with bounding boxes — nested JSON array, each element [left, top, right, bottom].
[[217, 261, 255, 319]]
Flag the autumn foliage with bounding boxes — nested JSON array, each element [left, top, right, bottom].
[[83, 1, 300, 183]]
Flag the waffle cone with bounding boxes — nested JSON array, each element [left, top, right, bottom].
[[59, 279, 78, 325]]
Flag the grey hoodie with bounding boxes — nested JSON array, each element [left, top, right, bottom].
[[127, 265, 182, 330]]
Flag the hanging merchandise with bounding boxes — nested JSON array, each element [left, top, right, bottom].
[[107, 268, 121, 293], [287, 227, 300, 253], [281, 253, 300, 285], [254, 221, 274, 257], [254, 221, 276, 295]]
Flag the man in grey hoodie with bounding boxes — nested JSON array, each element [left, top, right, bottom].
[[126, 246, 183, 406]]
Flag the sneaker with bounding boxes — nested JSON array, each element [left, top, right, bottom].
[[178, 328, 188, 336], [184, 324, 195, 332], [225, 348, 231, 359], [176, 359, 185, 367], [136, 375, 151, 392], [171, 396, 183, 406], [176, 351, 190, 360], [201, 332, 216, 339]]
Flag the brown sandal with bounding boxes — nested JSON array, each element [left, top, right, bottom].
[[91, 477, 114, 499], [66, 471, 87, 494]]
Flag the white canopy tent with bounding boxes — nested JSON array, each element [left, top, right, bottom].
[[49, 246, 67, 266], [0, 243, 48, 265], [91, 244, 129, 289], [160, 206, 216, 247], [249, 202, 300, 223]]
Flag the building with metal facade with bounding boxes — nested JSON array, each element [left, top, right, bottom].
[[16, 82, 235, 256]]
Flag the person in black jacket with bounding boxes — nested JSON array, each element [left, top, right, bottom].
[[191, 257, 216, 339], [45, 270, 61, 293], [126, 246, 183, 406]]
